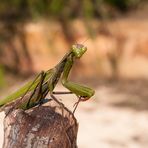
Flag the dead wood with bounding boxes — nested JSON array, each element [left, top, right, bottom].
[[3, 100, 78, 148]]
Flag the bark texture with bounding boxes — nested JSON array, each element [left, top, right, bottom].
[[3, 100, 78, 148]]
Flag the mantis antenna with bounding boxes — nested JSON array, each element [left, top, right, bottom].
[[81, 37, 90, 45]]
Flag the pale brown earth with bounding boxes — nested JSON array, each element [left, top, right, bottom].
[[2, 15, 148, 79], [22, 17, 148, 79]]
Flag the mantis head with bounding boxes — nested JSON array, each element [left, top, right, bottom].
[[71, 44, 87, 58]]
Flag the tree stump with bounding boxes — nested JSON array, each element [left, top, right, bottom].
[[3, 100, 78, 148]]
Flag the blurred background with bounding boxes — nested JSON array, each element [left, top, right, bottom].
[[0, 0, 148, 147]]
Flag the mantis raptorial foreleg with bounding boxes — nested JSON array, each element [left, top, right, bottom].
[[61, 55, 94, 101]]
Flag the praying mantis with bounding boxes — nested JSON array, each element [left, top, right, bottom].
[[0, 44, 95, 114]]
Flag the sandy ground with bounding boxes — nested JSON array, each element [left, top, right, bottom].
[[0, 80, 148, 148]]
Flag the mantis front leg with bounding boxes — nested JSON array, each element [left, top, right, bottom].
[[61, 55, 95, 101]]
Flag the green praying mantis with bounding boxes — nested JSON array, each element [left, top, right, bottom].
[[0, 44, 95, 114]]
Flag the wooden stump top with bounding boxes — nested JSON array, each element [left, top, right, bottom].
[[3, 100, 78, 148]]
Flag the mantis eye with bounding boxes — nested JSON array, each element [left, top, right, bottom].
[[72, 44, 87, 58]]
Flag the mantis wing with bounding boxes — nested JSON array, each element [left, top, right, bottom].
[[0, 69, 53, 107]]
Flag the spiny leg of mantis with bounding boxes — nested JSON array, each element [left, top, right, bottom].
[[53, 91, 77, 113], [53, 91, 90, 114], [72, 96, 90, 114], [52, 91, 73, 102], [53, 91, 81, 113], [50, 93, 67, 115], [53, 91, 73, 95], [73, 96, 81, 114], [50, 93, 82, 122], [61, 55, 95, 113]]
